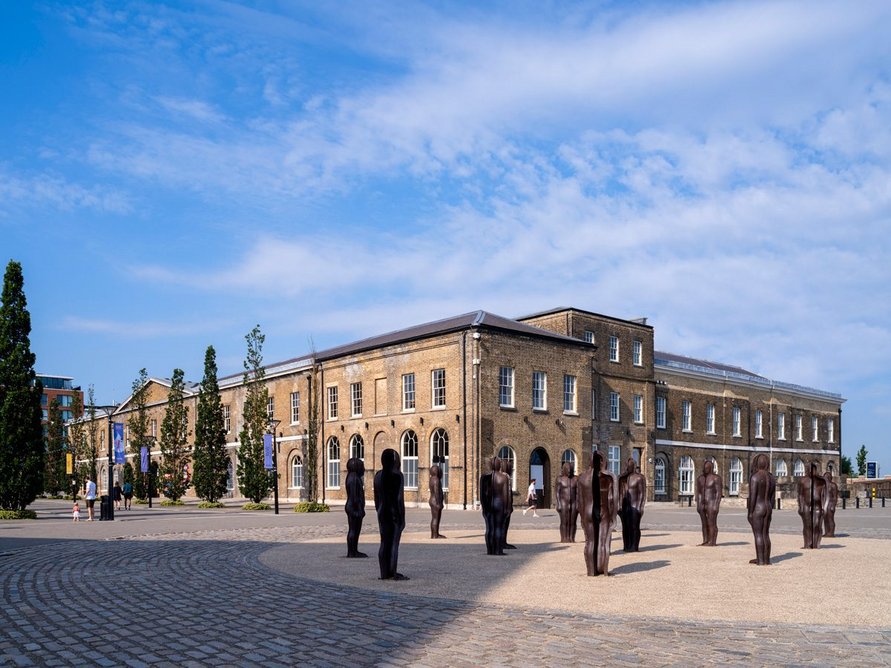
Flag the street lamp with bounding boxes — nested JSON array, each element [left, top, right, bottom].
[[268, 418, 281, 515], [101, 404, 118, 521]]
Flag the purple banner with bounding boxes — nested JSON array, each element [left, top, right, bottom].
[[140, 446, 149, 473], [264, 434, 274, 470], [113, 423, 125, 464]]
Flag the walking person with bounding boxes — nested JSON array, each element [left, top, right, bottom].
[[122, 480, 133, 510], [522, 479, 539, 517], [84, 478, 97, 521], [113, 481, 123, 511], [72, 501, 80, 522]]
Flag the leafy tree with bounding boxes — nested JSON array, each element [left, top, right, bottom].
[[127, 369, 150, 499], [237, 325, 271, 503], [159, 368, 191, 501], [122, 461, 134, 487], [85, 386, 99, 484], [840, 455, 853, 477], [67, 391, 85, 500], [44, 398, 66, 496], [303, 359, 320, 503], [193, 346, 229, 503], [856, 445, 868, 476]]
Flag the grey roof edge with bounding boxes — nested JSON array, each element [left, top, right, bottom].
[[516, 306, 654, 330]]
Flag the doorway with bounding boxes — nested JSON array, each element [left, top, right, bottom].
[[529, 447, 551, 508]]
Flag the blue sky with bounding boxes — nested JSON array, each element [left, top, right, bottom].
[[2, 1, 889, 471]]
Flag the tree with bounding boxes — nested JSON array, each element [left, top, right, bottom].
[[127, 369, 150, 500], [44, 399, 66, 496], [0, 260, 45, 511], [159, 368, 191, 501], [840, 455, 853, 477], [67, 391, 85, 500], [85, 386, 99, 484], [237, 325, 271, 503], [303, 359, 320, 503], [856, 445, 868, 477], [192, 346, 229, 503]]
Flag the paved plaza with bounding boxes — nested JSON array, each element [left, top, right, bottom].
[[1, 501, 889, 666]]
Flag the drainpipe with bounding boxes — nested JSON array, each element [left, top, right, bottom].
[[462, 331, 468, 510], [320, 363, 325, 505]]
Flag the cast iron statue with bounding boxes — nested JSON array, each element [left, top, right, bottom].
[[374, 448, 408, 580], [502, 458, 517, 550], [428, 464, 446, 539], [618, 458, 646, 552], [747, 453, 775, 565], [822, 469, 839, 538], [798, 460, 826, 549], [480, 456, 510, 555], [695, 460, 722, 547], [578, 451, 617, 576], [556, 461, 578, 543], [345, 457, 368, 557]]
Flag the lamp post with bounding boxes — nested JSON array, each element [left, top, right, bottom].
[[268, 418, 281, 514], [101, 404, 118, 521], [145, 435, 156, 509]]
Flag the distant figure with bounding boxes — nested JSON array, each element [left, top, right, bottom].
[[428, 464, 446, 539], [502, 458, 516, 550], [122, 480, 133, 510], [618, 458, 646, 552], [695, 461, 722, 547], [556, 462, 577, 543], [72, 501, 80, 522], [480, 457, 509, 555], [798, 461, 826, 549], [113, 481, 123, 511], [374, 449, 408, 580], [84, 478, 97, 521], [522, 479, 539, 517], [822, 469, 839, 538], [345, 457, 367, 557], [579, 451, 617, 576], [747, 454, 775, 565]]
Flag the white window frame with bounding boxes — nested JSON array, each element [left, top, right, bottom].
[[532, 371, 547, 411], [563, 374, 577, 414], [584, 330, 594, 344], [633, 394, 643, 424], [498, 445, 516, 491], [775, 459, 788, 477], [828, 417, 835, 443], [431, 428, 449, 490], [290, 392, 300, 425], [401, 430, 419, 489], [222, 406, 230, 434], [755, 409, 763, 439], [350, 382, 362, 417], [609, 392, 620, 422], [402, 373, 416, 412], [350, 433, 364, 461], [632, 339, 642, 367], [561, 449, 577, 473], [327, 386, 338, 420], [290, 456, 304, 489], [326, 437, 341, 489], [499, 367, 515, 408], [655, 396, 666, 429], [793, 458, 805, 477], [795, 414, 803, 441], [654, 456, 666, 495], [732, 406, 741, 437], [812, 415, 819, 442], [608, 445, 621, 476], [706, 404, 715, 435], [729, 457, 742, 496], [432, 369, 446, 409], [267, 396, 275, 420], [682, 400, 692, 432], [609, 335, 619, 363], [679, 456, 695, 495], [778, 412, 786, 440]]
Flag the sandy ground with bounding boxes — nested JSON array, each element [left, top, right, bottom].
[[261, 527, 891, 627]]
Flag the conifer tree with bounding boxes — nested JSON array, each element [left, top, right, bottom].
[[237, 325, 271, 503], [67, 391, 85, 500], [85, 386, 99, 484], [0, 260, 44, 511], [44, 398, 66, 496], [193, 346, 229, 503], [127, 369, 150, 499], [159, 368, 190, 501]]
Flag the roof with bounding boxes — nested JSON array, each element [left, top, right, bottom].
[[654, 351, 765, 379], [517, 306, 654, 329]]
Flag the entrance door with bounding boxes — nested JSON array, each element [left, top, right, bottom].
[[529, 447, 551, 508]]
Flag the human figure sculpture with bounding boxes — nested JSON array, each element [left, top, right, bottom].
[[798, 461, 826, 549], [428, 464, 446, 539], [822, 469, 839, 538], [747, 453, 775, 565], [578, 451, 617, 576], [556, 462, 578, 543], [618, 458, 646, 552], [374, 449, 408, 580], [480, 456, 509, 555], [345, 457, 368, 557], [502, 459, 516, 550], [695, 460, 722, 547]]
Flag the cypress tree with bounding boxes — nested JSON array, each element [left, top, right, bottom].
[[193, 346, 229, 503], [0, 260, 45, 511], [237, 325, 271, 504], [44, 398, 66, 496], [159, 369, 190, 501]]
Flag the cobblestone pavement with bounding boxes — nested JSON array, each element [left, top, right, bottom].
[[2, 521, 889, 667]]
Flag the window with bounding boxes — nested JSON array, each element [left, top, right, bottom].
[[401, 430, 418, 489], [226, 458, 234, 493], [795, 415, 803, 441], [632, 339, 642, 366], [499, 367, 515, 408], [327, 437, 341, 488], [706, 404, 716, 434], [656, 396, 666, 429], [561, 449, 577, 474], [563, 375, 577, 413], [327, 386, 338, 420], [732, 406, 741, 437], [59, 395, 73, 407], [431, 428, 449, 489], [812, 416, 819, 442], [223, 407, 230, 434], [633, 394, 643, 424], [729, 458, 743, 496], [498, 445, 516, 491], [679, 456, 695, 495], [609, 335, 619, 362], [267, 396, 275, 419], [151, 419, 157, 438], [290, 392, 300, 424], [778, 412, 786, 440], [708, 457, 719, 475], [793, 459, 805, 477], [609, 392, 620, 422], [532, 371, 547, 410], [584, 330, 595, 344], [432, 369, 446, 408], [41, 394, 48, 406], [291, 456, 304, 489], [682, 400, 692, 432], [775, 459, 788, 477], [828, 418, 835, 443], [402, 373, 416, 411], [755, 410, 763, 439], [654, 456, 667, 495], [41, 409, 48, 421], [350, 382, 362, 417], [350, 434, 364, 461], [608, 445, 621, 476]]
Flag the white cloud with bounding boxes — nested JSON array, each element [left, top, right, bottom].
[[0, 168, 132, 215]]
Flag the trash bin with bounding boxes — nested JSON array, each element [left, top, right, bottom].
[[99, 495, 111, 520]]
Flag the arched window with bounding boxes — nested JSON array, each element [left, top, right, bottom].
[[401, 430, 418, 489], [654, 456, 667, 495], [350, 434, 364, 462], [708, 457, 719, 475], [498, 445, 516, 491], [226, 458, 234, 494], [729, 457, 743, 496], [327, 437, 341, 488], [561, 449, 577, 474], [291, 455, 304, 489], [99, 466, 107, 493], [431, 428, 449, 490], [679, 456, 694, 496], [793, 458, 805, 477], [775, 459, 788, 478]]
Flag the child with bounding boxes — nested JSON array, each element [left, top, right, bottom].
[[72, 501, 80, 522]]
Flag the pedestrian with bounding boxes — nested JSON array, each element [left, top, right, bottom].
[[522, 479, 539, 517], [122, 480, 133, 510], [72, 501, 80, 522], [113, 481, 123, 511], [84, 478, 97, 521]]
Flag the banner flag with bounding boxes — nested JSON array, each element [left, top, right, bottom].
[[113, 423, 126, 464], [141, 446, 149, 473], [66, 453, 73, 475], [264, 434, 274, 470]]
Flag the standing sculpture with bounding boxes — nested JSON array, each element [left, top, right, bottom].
[[695, 460, 722, 547], [374, 448, 408, 580], [345, 457, 368, 557], [480, 456, 509, 555], [822, 469, 839, 538], [556, 462, 578, 543], [578, 451, 617, 576], [747, 453, 775, 565], [428, 464, 446, 539], [798, 461, 826, 549], [618, 458, 646, 552], [502, 458, 517, 550]]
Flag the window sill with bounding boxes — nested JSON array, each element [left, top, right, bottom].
[[532, 408, 548, 413], [431, 405, 446, 411], [682, 429, 693, 433], [500, 405, 517, 411], [633, 421, 644, 426], [563, 411, 578, 417], [610, 419, 621, 423], [706, 431, 716, 436], [325, 486, 340, 491], [402, 408, 416, 414]]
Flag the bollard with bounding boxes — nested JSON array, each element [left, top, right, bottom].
[[688, 495, 692, 508], [856, 497, 860, 509], [883, 497, 886, 508], [869, 497, 873, 508], [842, 497, 846, 510]]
